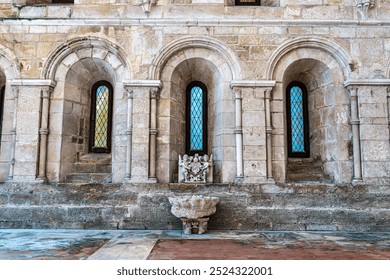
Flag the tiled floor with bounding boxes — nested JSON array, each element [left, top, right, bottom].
[[0, 229, 389, 260]]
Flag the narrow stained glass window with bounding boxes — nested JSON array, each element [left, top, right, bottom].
[[290, 86, 305, 153], [190, 86, 203, 151], [186, 82, 207, 155], [286, 82, 309, 158], [90, 81, 113, 153]]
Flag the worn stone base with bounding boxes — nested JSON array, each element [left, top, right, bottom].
[[0, 183, 389, 232]]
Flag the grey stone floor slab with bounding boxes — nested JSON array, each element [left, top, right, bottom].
[[0, 229, 390, 260]]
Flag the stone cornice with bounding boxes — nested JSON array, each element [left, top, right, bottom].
[[344, 79, 390, 87], [124, 80, 162, 88], [230, 80, 276, 88], [4, 18, 390, 27], [8, 79, 57, 88]]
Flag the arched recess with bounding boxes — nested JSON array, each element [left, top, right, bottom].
[[151, 37, 241, 183], [43, 37, 131, 182], [0, 45, 20, 181], [267, 37, 354, 184]]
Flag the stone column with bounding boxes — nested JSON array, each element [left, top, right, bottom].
[[37, 86, 54, 182], [124, 87, 133, 180], [264, 88, 273, 181], [387, 87, 390, 141], [233, 87, 244, 181], [149, 88, 160, 182], [125, 80, 161, 183], [7, 79, 54, 182], [7, 86, 19, 181], [348, 86, 363, 182]]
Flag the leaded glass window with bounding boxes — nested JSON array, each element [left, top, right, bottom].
[[89, 81, 113, 153], [186, 82, 207, 155], [286, 82, 309, 158]]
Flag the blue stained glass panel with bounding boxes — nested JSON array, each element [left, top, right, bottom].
[[190, 86, 203, 151], [290, 86, 305, 153]]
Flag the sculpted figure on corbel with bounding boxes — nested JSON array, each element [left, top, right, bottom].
[[355, 0, 375, 19], [134, 0, 157, 15], [178, 154, 213, 183]]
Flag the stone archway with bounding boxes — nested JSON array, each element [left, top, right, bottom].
[[267, 37, 354, 184], [151, 37, 241, 183], [43, 37, 131, 182], [0, 45, 20, 181]]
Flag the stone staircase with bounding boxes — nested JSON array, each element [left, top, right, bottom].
[[286, 159, 332, 183], [65, 154, 112, 183]]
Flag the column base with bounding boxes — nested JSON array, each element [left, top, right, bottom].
[[36, 177, 47, 183], [352, 178, 364, 186], [234, 176, 244, 183], [266, 178, 275, 184], [148, 177, 158, 183]]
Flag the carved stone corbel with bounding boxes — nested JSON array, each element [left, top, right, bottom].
[[356, 0, 375, 19], [134, 0, 157, 16]]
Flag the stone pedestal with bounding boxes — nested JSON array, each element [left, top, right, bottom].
[[169, 195, 219, 234], [181, 217, 209, 235]]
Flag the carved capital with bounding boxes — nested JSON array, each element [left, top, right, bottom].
[[126, 88, 134, 99], [150, 88, 160, 100], [41, 86, 53, 99], [348, 86, 358, 98], [233, 87, 242, 100], [11, 86, 19, 99], [264, 88, 272, 99]]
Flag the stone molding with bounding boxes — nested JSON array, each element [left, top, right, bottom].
[[0, 45, 21, 80], [8, 79, 56, 88], [150, 36, 242, 80], [42, 36, 131, 81], [123, 80, 162, 88], [230, 80, 276, 88], [266, 36, 353, 80], [6, 19, 390, 27], [344, 79, 390, 87]]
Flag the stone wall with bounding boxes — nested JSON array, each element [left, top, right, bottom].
[[0, 4, 388, 184], [0, 182, 389, 231], [0, 1, 388, 230]]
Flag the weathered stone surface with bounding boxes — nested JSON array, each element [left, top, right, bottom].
[[0, 0, 388, 232]]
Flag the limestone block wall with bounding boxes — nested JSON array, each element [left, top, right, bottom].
[[0, 182, 389, 231], [358, 85, 390, 185], [0, 2, 387, 185]]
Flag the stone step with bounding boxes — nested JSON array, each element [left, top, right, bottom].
[[287, 162, 323, 174], [74, 162, 112, 173], [65, 173, 112, 183], [286, 172, 331, 183]]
